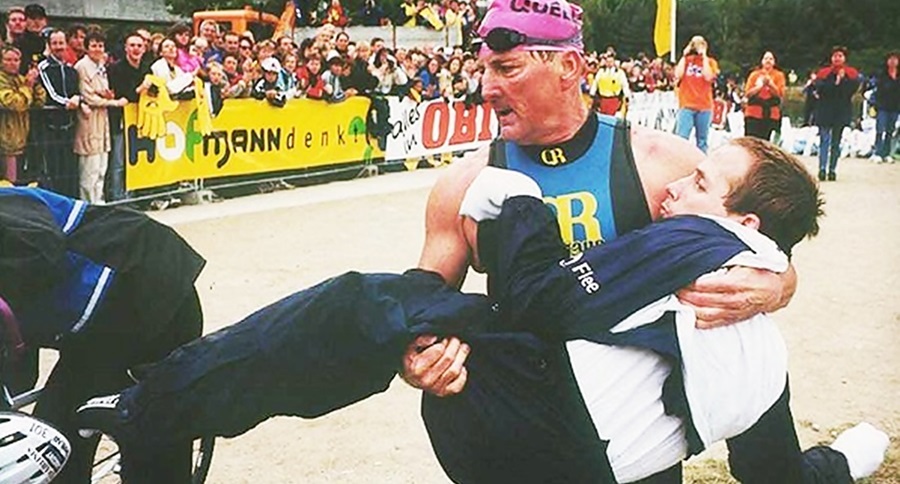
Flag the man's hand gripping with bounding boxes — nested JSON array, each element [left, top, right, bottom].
[[678, 264, 797, 329], [401, 335, 470, 397]]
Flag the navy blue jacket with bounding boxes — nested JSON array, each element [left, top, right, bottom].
[[873, 70, 900, 112], [0, 188, 204, 348], [814, 67, 861, 127]]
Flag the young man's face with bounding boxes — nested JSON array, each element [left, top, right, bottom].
[[660, 144, 753, 220], [124, 34, 146, 64]]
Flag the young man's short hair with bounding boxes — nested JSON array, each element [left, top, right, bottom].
[[724, 137, 824, 255]]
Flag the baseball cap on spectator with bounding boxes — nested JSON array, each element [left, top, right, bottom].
[[261, 57, 282, 73], [326, 54, 345, 68], [23, 3, 46, 19], [475, 0, 584, 55]]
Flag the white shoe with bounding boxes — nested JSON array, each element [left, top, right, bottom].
[[869, 155, 882, 163], [830, 422, 890, 480]]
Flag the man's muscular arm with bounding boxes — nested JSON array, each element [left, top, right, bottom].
[[402, 148, 489, 395], [416, 149, 487, 286], [630, 126, 799, 328]]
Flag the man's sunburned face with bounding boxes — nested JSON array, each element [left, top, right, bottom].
[[480, 49, 560, 145], [660, 144, 753, 220]]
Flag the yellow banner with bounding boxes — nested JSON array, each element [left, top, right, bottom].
[[654, 0, 674, 58], [124, 97, 380, 190]]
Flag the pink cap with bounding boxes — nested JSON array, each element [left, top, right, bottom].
[[477, 0, 584, 55]]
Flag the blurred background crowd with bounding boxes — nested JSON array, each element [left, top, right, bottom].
[[0, 0, 896, 203]]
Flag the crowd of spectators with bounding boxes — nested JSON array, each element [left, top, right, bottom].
[[4, 1, 889, 204], [0, 3, 490, 204], [582, 46, 679, 116], [0, 0, 690, 206]]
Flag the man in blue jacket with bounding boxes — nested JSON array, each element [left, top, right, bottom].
[[0, 187, 205, 483]]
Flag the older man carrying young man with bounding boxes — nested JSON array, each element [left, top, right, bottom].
[[401, 0, 789, 404], [77, 134, 886, 483]]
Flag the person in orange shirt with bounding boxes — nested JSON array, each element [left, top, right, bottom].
[[743, 51, 787, 141], [674, 35, 720, 152]]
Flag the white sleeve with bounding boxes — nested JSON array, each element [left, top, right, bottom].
[[458, 167, 542, 222]]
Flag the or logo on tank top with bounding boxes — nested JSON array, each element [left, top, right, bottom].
[[539, 147, 569, 166], [543, 191, 603, 255], [500, 114, 622, 254]]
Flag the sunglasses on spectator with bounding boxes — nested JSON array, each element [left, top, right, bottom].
[[240, 44, 252, 50], [473, 27, 580, 53]]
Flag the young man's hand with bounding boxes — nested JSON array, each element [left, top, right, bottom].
[[401, 335, 470, 396]]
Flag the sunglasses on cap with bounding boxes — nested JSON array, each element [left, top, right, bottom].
[[472, 27, 580, 53]]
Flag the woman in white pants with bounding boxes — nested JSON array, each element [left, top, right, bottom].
[[73, 30, 126, 203]]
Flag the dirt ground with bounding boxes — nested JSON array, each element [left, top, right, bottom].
[[132, 154, 899, 482]]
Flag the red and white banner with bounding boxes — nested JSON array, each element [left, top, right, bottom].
[[385, 97, 499, 159]]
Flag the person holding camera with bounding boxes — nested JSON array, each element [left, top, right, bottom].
[[813, 45, 860, 181], [743, 51, 786, 141], [674, 35, 719, 153]]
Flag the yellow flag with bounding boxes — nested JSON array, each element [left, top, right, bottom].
[[654, 0, 674, 57]]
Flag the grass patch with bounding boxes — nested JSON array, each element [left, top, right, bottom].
[[684, 459, 737, 484]]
